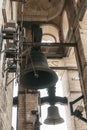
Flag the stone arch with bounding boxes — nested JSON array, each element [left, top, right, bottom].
[[41, 24, 59, 42]]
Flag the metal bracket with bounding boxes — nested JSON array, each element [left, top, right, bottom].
[[70, 95, 87, 122], [41, 86, 68, 105], [5, 74, 20, 90], [41, 96, 68, 105]]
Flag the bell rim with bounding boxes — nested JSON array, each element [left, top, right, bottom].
[[44, 117, 64, 125], [44, 105, 64, 125], [20, 68, 58, 89], [21, 67, 58, 77]]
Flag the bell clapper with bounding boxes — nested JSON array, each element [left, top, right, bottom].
[[34, 73, 39, 79], [29, 51, 39, 79]]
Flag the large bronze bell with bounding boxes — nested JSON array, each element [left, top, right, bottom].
[[20, 48, 58, 89], [44, 105, 64, 125]]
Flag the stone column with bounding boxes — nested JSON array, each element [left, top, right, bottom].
[[65, 0, 87, 115]]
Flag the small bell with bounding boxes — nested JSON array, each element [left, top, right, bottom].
[[20, 49, 58, 89], [44, 105, 64, 125]]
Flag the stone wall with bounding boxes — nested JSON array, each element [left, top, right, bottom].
[[0, 61, 13, 130], [0, 0, 15, 130]]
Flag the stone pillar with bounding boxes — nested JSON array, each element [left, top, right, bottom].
[[17, 89, 38, 130], [0, 0, 14, 130], [65, 0, 87, 129]]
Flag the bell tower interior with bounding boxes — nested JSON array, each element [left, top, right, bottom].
[[0, 0, 87, 130]]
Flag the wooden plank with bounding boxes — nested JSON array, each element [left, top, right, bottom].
[[23, 42, 77, 47]]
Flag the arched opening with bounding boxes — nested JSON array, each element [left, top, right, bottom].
[[41, 24, 59, 42]]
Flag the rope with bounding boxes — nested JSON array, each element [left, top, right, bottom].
[[28, 45, 39, 79]]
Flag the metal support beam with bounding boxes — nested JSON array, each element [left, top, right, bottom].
[[50, 66, 78, 71], [23, 42, 77, 47], [41, 96, 68, 105], [70, 95, 87, 123], [21, 42, 76, 58]]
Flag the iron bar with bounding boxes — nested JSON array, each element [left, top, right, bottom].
[[70, 95, 87, 123], [41, 96, 68, 105], [70, 95, 84, 105], [70, 91, 81, 93], [23, 42, 77, 47], [50, 66, 78, 71], [21, 42, 76, 58]]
